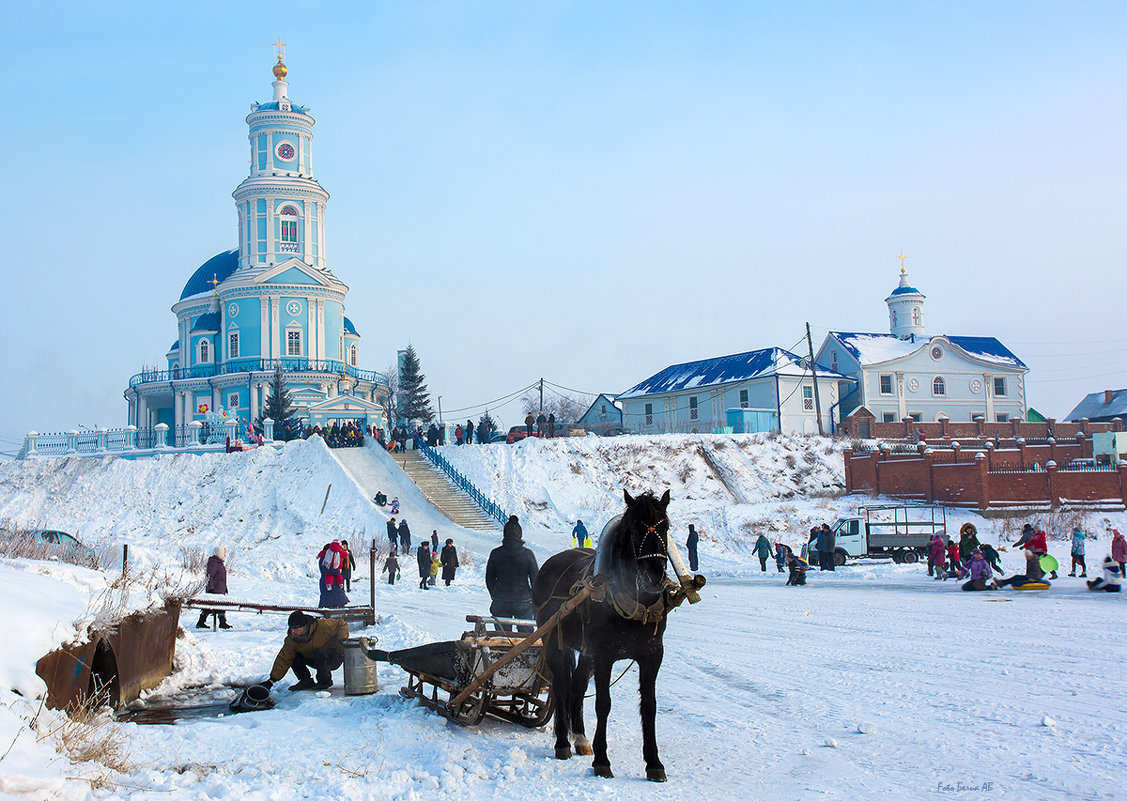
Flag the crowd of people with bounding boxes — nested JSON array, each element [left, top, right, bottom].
[[300, 422, 365, 448]]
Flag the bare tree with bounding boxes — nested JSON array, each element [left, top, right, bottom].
[[381, 361, 398, 428], [521, 389, 588, 427]]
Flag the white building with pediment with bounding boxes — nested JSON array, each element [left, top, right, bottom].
[[816, 269, 1028, 429]]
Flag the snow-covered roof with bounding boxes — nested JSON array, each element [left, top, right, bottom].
[[828, 332, 1027, 370], [1065, 389, 1127, 421], [618, 347, 851, 399], [888, 284, 923, 297], [252, 100, 311, 116]]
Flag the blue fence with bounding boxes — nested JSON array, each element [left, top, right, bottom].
[[128, 359, 389, 388], [415, 441, 508, 527]]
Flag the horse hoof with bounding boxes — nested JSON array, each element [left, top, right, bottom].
[[593, 765, 614, 779], [555, 746, 572, 760], [575, 743, 593, 756], [647, 768, 668, 783]]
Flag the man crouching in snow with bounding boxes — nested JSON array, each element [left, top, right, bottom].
[[256, 611, 349, 692]]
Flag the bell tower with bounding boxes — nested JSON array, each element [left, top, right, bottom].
[[885, 251, 925, 340], [232, 44, 329, 271]]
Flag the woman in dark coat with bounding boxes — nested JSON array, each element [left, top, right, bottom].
[[440, 539, 459, 586], [197, 546, 232, 629]]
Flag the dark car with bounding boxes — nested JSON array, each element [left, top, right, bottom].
[[506, 425, 541, 444]]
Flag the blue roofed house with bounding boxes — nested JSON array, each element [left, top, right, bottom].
[[576, 394, 624, 435], [617, 348, 852, 436], [1064, 389, 1127, 424], [815, 268, 1028, 432]]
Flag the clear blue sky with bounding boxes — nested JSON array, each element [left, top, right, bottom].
[[2, 1, 1125, 452]]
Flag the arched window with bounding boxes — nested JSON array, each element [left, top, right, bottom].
[[199, 339, 210, 364], [349, 344, 358, 367], [891, 310, 897, 327], [279, 206, 300, 252], [912, 307, 921, 326], [932, 376, 946, 396]]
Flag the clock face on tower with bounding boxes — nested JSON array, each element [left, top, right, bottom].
[[275, 141, 295, 162]]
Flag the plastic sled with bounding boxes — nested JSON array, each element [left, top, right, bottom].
[[1039, 554, 1059, 573]]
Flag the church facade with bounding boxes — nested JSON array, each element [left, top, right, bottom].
[[816, 268, 1028, 429], [123, 55, 388, 440]]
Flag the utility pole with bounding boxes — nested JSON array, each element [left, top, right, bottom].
[[806, 322, 824, 436], [539, 378, 544, 414], [437, 396, 442, 424]]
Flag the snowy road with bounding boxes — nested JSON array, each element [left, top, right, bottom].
[[114, 557, 1126, 801]]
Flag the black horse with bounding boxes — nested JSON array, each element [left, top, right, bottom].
[[533, 489, 674, 782]]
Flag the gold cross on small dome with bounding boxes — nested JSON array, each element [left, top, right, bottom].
[[208, 273, 220, 295], [898, 249, 908, 273], [273, 37, 287, 60]]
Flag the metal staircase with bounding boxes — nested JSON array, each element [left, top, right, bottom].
[[393, 450, 500, 532]]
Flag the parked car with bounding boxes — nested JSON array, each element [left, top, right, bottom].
[[506, 425, 541, 444], [2, 527, 97, 564], [1064, 458, 1099, 470]]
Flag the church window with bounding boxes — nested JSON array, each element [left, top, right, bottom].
[[280, 207, 299, 243], [996, 413, 1009, 423], [287, 330, 302, 356], [912, 307, 921, 326], [909, 413, 922, 422], [932, 377, 946, 396], [993, 377, 1006, 396], [879, 374, 893, 395], [803, 386, 814, 411], [349, 344, 358, 367], [227, 393, 240, 410], [882, 412, 896, 423], [198, 339, 210, 363], [228, 332, 239, 359]]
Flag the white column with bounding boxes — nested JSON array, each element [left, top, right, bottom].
[[272, 296, 281, 359], [896, 372, 907, 420], [984, 373, 995, 421], [250, 381, 259, 423], [266, 194, 275, 262], [138, 396, 149, 429]]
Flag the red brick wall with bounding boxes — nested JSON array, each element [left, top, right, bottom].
[[931, 463, 983, 505], [988, 471, 1050, 502], [876, 458, 930, 497], [1054, 471, 1121, 503]]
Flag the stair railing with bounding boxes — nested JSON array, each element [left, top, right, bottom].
[[414, 441, 508, 527]]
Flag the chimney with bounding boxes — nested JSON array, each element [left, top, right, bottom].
[[1106, 390, 1115, 405]]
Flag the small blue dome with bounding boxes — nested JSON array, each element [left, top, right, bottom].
[[343, 316, 359, 337], [890, 285, 922, 296], [181, 249, 238, 300], [190, 312, 221, 332]]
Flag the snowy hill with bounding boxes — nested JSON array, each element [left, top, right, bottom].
[[2, 435, 1127, 799]]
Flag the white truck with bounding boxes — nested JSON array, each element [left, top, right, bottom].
[[805, 505, 948, 567]]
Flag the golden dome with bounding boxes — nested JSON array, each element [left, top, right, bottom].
[[273, 58, 288, 80]]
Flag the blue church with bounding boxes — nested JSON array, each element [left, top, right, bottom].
[[124, 53, 388, 441]]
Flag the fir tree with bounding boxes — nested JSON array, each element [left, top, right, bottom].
[[478, 411, 496, 443], [398, 344, 434, 424], [259, 363, 299, 440]]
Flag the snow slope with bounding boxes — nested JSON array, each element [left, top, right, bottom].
[[1, 435, 1126, 800]]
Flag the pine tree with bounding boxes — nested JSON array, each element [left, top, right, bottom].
[[477, 411, 496, 443], [259, 363, 299, 441], [398, 344, 434, 424]]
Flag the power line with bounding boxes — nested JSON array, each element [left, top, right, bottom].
[[439, 382, 539, 416], [542, 379, 599, 398]]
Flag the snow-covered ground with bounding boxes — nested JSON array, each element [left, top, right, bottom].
[[1, 434, 1125, 800]]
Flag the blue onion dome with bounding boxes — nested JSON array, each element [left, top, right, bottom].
[[180, 249, 238, 300], [343, 316, 359, 336]]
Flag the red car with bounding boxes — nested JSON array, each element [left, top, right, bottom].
[[506, 425, 541, 444]]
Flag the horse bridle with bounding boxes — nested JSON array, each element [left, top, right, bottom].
[[633, 519, 670, 561]]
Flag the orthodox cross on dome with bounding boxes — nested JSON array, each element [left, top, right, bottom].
[[273, 37, 287, 61], [208, 273, 220, 296], [898, 249, 908, 274]]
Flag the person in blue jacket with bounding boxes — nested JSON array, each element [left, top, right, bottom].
[[754, 534, 772, 572]]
